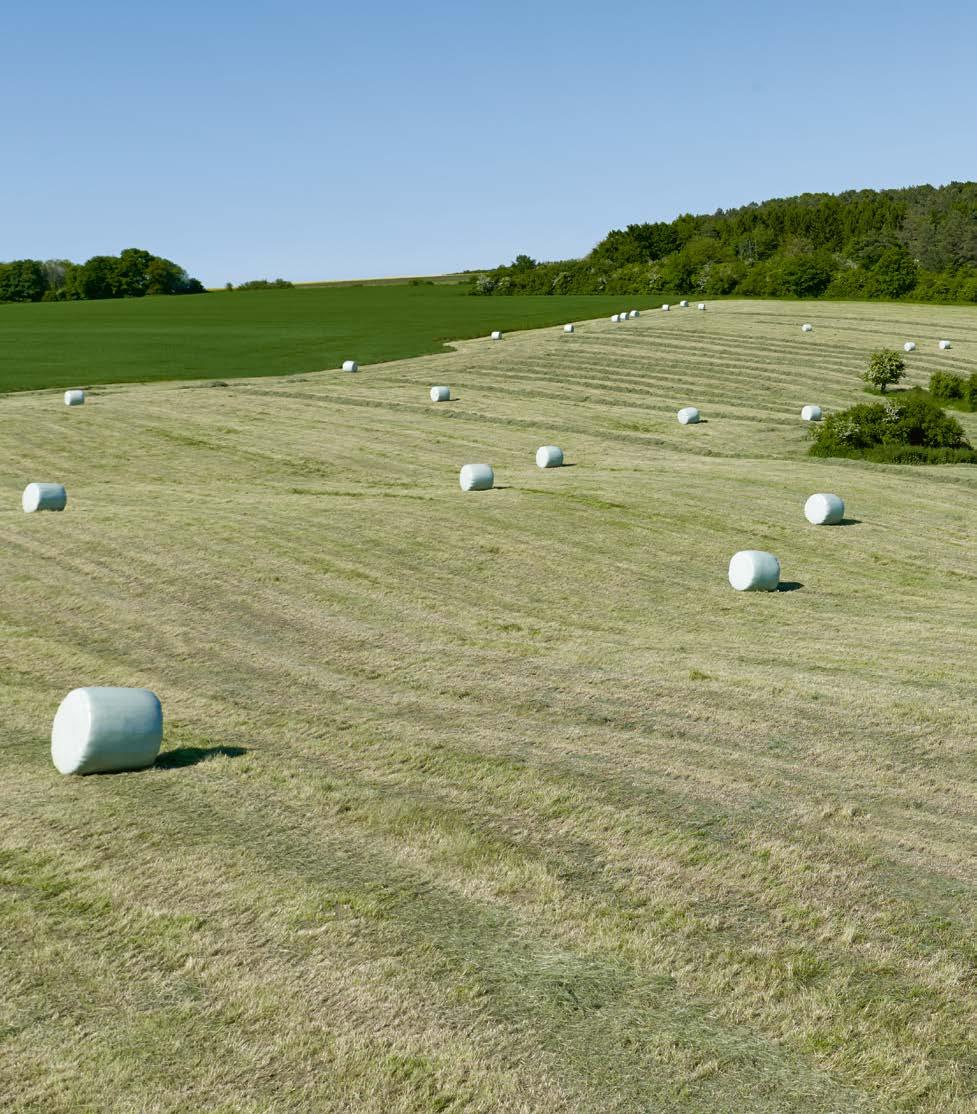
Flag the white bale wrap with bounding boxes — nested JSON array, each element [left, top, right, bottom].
[[939, 340, 951, 350], [22, 483, 67, 513], [904, 341, 916, 352], [662, 304, 670, 311], [629, 310, 640, 318], [342, 360, 358, 372], [535, 445, 564, 468], [801, 404, 823, 422], [64, 390, 85, 406], [459, 463, 494, 491], [804, 492, 844, 526], [490, 330, 502, 340], [51, 687, 163, 775], [698, 302, 706, 310], [563, 323, 574, 333], [430, 386, 450, 402], [728, 550, 780, 592], [610, 314, 620, 323], [677, 407, 701, 425], [679, 300, 689, 308], [801, 323, 813, 333]]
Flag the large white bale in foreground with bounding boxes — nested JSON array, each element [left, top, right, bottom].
[[22, 483, 67, 513], [679, 300, 689, 308], [342, 360, 358, 372], [801, 404, 823, 422], [677, 407, 701, 425], [903, 341, 916, 352], [64, 390, 85, 406], [697, 302, 706, 310], [491, 330, 502, 340], [459, 463, 494, 491], [430, 386, 450, 402], [610, 314, 620, 323], [801, 323, 813, 333], [629, 310, 640, 319], [728, 550, 780, 592], [939, 339, 951, 350], [563, 323, 574, 333], [662, 303, 670, 311], [51, 687, 163, 775], [535, 445, 564, 468], [804, 492, 845, 525]]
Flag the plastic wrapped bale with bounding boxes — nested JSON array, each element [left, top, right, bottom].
[[939, 339, 952, 350], [535, 445, 564, 468], [804, 492, 844, 525], [610, 314, 620, 323], [662, 304, 670, 311], [904, 341, 916, 352], [728, 550, 780, 592], [619, 311, 628, 320], [491, 330, 502, 340], [698, 302, 706, 310], [677, 407, 700, 425], [64, 389, 85, 406], [459, 463, 494, 491], [629, 310, 640, 319], [801, 404, 823, 422], [51, 687, 163, 775], [22, 483, 67, 513], [342, 360, 358, 372], [801, 323, 813, 333], [430, 386, 450, 402], [679, 300, 689, 308], [563, 323, 574, 333]]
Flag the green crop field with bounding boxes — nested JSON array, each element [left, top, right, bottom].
[[3, 299, 977, 1112], [0, 284, 636, 394]]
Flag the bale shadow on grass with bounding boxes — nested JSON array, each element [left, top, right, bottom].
[[777, 581, 804, 592], [155, 745, 248, 769], [837, 518, 862, 526]]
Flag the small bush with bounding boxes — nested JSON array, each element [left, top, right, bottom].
[[809, 391, 974, 464], [235, 278, 294, 290], [863, 348, 906, 394], [929, 370, 977, 411]]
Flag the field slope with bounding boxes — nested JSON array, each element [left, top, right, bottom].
[[2, 299, 977, 1112]]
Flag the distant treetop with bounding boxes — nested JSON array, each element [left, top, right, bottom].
[[0, 248, 204, 304]]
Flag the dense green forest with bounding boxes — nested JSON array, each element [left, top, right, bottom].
[[0, 248, 204, 303], [473, 182, 977, 303]]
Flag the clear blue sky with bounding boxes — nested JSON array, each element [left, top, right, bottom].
[[3, 0, 976, 286]]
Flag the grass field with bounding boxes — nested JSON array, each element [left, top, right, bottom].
[[3, 299, 977, 1111], [0, 284, 635, 394]]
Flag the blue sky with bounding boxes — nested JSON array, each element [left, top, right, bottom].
[[3, 0, 976, 286]]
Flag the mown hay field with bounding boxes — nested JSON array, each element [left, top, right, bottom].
[[2, 299, 977, 1112]]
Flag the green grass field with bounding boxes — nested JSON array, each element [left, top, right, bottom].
[[0, 284, 636, 394], [3, 299, 977, 1111]]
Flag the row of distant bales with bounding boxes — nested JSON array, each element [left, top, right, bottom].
[[35, 303, 958, 775]]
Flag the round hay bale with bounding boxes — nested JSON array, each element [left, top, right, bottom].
[[22, 483, 67, 513], [662, 303, 670, 311], [679, 300, 689, 308], [610, 314, 620, 323], [430, 386, 450, 402], [342, 360, 358, 372], [728, 550, 780, 592], [939, 339, 951, 350], [629, 310, 640, 319], [491, 330, 502, 340], [459, 463, 494, 491], [804, 492, 844, 526], [563, 323, 574, 333], [903, 341, 916, 352], [697, 302, 706, 310], [619, 310, 628, 320], [677, 407, 701, 425], [801, 404, 823, 422], [535, 445, 564, 469], [801, 323, 813, 333], [64, 390, 85, 406], [51, 687, 163, 775]]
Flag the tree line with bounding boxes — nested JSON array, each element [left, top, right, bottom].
[[0, 248, 204, 303], [472, 182, 977, 304]]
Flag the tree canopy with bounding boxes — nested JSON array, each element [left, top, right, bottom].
[[0, 248, 204, 304]]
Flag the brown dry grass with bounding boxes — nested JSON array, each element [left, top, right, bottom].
[[2, 299, 977, 1111]]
